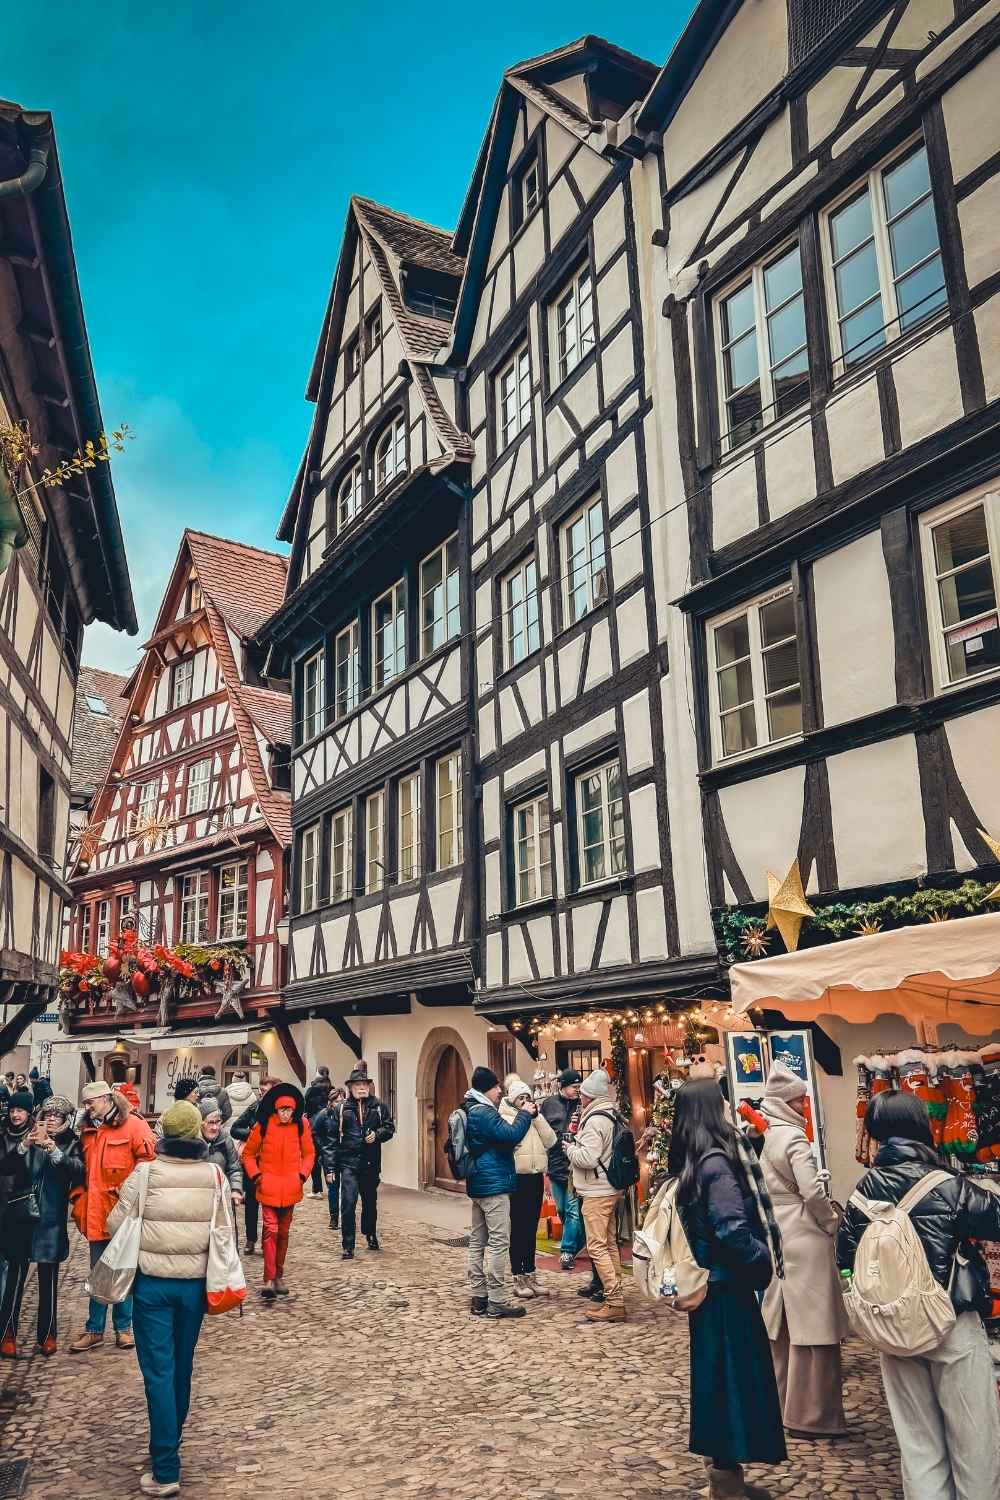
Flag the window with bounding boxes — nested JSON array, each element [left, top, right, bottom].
[[96, 899, 110, 955], [556, 1042, 601, 1075], [488, 1033, 517, 1082], [223, 1042, 266, 1088], [575, 760, 626, 888], [709, 586, 803, 759], [404, 268, 459, 321], [420, 537, 460, 656], [302, 491, 326, 581], [436, 752, 463, 869], [563, 497, 608, 625], [497, 344, 531, 450], [185, 758, 212, 815], [398, 772, 422, 882], [38, 767, 55, 862], [300, 823, 321, 912], [331, 807, 353, 902], [337, 465, 362, 532], [365, 303, 383, 354], [182, 577, 202, 615], [178, 872, 209, 944], [171, 657, 194, 709], [512, 793, 552, 905], [824, 140, 945, 374], [921, 494, 1000, 688], [335, 622, 360, 717], [218, 860, 249, 940], [117, 892, 134, 934], [366, 790, 386, 893], [86, 694, 110, 715], [374, 418, 406, 490], [512, 152, 540, 233], [504, 555, 540, 668], [345, 335, 360, 381], [553, 265, 595, 382], [134, 779, 158, 830], [372, 581, 406, 690], [377, 1052, 398, 1119], [302, 649, 326, 740], [717, 241, 808, 450], [80, 905, 92, 952]]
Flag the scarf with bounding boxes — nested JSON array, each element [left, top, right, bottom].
[[733, 1131, 784, 1280], [761, 1096, 805, 1130]]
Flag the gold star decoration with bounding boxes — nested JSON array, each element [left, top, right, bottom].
[[766, 857, 815, 953], [854, 916, 883, 937], [928, 910, 949, 923], [741, 925, 770, 958], [74, 819, 105, 864], [132, 812, 173, 852], [977, 829, 1000, 903]]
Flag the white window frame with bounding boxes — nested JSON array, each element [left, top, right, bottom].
[[562, 496, 608, 625], [707, 584, 803, 763], [300, 822, 321, 912], [574, 760, 627, 890], [117, 892, 134, 934], [133, 778, 158, 831], [374, 417, 406, 491], [337, 465, 362, 533], [182, 577, 202, 615], [397, 772, 422, 883], [523, 161, 540, 219], [302, 648, 326, 740], [365, 303, 383, 354], [372, 580, 406, 691], [366, 789, 385, 894], [503, 554, 540, 669], [419, 536, 460, 657], [178, 872, 209, 944], [919, 489, 1000, 693], [714, 237, 808, 454], [185, 758, 212, 816], [436, 751, 463, 870], [334, 621, 360, 718], [497, 344, 531, 451], [512, 793, 553, 907], [330, 807, 353, 903], [345, 335, 360, 381], [80, 905, 92, 952], [171, 657, 194, 709], [217, 859, 249, 940], [821, 136, 945, 379], [552, 264, 595, 384], [95, 899, 110, 955]]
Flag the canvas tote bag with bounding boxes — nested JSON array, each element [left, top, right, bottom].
[[89, 1162, 152, 1306], [205, 1165, 246, 1315], [632, 1178, 710, 1312]]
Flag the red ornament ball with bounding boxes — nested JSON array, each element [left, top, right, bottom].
[[131, 970, 151, 999], [103, 957, 122, 982]]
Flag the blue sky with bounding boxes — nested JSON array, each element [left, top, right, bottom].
[[4, 1, 687, 670]]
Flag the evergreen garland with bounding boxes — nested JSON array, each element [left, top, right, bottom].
[[609, 1019, 633, 1118], [645, 1074, 676, 1197]]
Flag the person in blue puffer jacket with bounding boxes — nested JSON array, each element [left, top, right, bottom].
[[463, 1065, 534, 1321]]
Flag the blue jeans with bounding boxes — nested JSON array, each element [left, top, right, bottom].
[[549, 1177, 585, 1258], [86, 1240, 133, 1334], [132, 1272, 206, 1483]]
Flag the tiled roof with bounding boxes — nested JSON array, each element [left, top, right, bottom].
[[353, 197, 463, 364], [185, 531, 289, 639], [352, 199, 463, 279], [237, 684, 293, 746], [71, 666, 130, 803]]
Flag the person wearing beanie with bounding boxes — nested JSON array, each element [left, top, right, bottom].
[[304, 1065, 332, 1196], [312, 1085, 346, 1233], [759, 1061, 847, 1439], [0, 1089, 67, 1357], [198, 1099, 243, 1197], [228, 1074, 280, 1255], [70, 1078, 156, 1354], [462, 1065, 535, 1319], [499, 1077, 557, 1299], [108, 1096, 236, 1496], [540, 1068, 586, 1271], [194, 1064, 232, 1124], [241, 1083, 315, 1298], [565, 1068, 627, 1323], [174, 1077, 199, 1103], [332, 1063, 395, 1258]]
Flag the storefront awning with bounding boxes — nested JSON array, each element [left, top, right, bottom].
[[730, 911, 1000, 1035], [49, 1031, 167, 1054], [148, 1025, 261, 1052]]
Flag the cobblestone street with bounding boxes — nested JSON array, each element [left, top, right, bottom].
[[0, 1190, 903, 1499]]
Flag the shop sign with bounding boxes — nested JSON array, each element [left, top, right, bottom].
[[724, 1028, 827, 1172]]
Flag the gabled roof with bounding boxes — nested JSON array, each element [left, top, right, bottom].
[[237, 683, 292, 746], [185, 531, 288, 640], [70, 665, 130, 804]]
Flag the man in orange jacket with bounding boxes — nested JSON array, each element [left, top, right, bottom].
[[70, 1080, 156, 1353]]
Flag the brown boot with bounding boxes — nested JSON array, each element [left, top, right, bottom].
[[584, 1300, 626, 1322], [737, 1472, 772, 1500], [69, 1330, 105, 1354], [706, 1466, 748, 1499], [115, 1330, 134, 1350]]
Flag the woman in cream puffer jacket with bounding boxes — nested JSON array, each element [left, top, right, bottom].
[[500, 1077, 556, 1298]]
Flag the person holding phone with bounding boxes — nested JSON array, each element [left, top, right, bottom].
[[0, 1089, 38, 1356]]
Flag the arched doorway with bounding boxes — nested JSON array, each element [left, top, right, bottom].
[[222, 1042, 267, 1088], [432, 1047, 468, 1190]]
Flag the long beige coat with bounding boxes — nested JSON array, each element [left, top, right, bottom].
[[760, 1121, 848, 1347]]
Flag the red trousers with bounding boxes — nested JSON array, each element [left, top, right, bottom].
[[261, 1204, 294, 1281]]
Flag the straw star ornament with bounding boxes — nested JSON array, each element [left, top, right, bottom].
[[765, 857, 814, 952], [977, 828, 1000, 902]]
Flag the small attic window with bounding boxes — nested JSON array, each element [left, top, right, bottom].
[[182, 577, 202, 616], [512, 151, 541, 233], [345, 334, 361, 381], [365, 302, 383, 354], [402, 265, 459, 322], [86, 694, 110, 715]]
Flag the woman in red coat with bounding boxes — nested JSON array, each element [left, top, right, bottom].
[[241, 1084, 314, 1300]]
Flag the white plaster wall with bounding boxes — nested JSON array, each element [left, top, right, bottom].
[[827, 735, 926, 888], [719, 765, 806, 901], [813, 531, 897, 725]]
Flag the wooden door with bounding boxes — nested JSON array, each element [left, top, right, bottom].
[[433, 1046, 468, 1191]]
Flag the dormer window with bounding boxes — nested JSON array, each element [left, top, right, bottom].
[[337, 465, 362, 532], [512, 151, 541, 233], [374, 418, 406, 491], [403, 265, 459, 322], [345, 335, 361, 382], [182, 577, 202, 616], [365, 303, 383, 355]]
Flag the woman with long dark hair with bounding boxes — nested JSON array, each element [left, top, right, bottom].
[[241, 1083, 314, 1300], [668, 1078, 786, 1500]]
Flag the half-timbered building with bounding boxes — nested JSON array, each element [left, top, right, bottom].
[[61, 530, 295, 1108], [0, 102, 135, 1072]]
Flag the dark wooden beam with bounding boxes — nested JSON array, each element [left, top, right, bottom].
[[0, 996, 47, 1056], [272, 1017, 307, 1084], [323, 1012, 362, 1059]]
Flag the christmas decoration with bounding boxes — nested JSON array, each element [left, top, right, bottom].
[[741, 924, 770, 958], [214, 959, 247, 1021], [58, 937, 249, 1020], [608, 1020, 632, 1119], [765, 857, 814, 952], [643, 1073, 676, 1197], [977, 828, 1000, 902]]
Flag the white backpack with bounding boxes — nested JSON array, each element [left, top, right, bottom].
[[843, 1169, 956, 1357], [631, 1178, 709, 1313]]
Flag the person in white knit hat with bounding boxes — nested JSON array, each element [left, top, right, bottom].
[[499, 1076, 556, 1298], [565, 1068, 626, 1323]]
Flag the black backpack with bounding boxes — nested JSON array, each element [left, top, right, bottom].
[[589, 1109, 640, 1191]]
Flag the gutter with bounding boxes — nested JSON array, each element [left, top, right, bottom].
[[0, 140, 48, 199]]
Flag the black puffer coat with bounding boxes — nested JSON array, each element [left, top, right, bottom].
[[333, 1096, 395, 1175], [679, 1149, 774, 1292], [836, 1138, 1000, 1318], [312, 1106, 340, 1176]]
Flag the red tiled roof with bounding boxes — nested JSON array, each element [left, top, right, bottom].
[[238, 684, 292, 746], [185, 531, 289, 640], [71, 666, 131, 803]]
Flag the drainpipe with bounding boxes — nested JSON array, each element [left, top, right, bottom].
[[0, 142, 49, 200]]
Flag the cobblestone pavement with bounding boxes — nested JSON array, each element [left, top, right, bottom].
[[0, 1192, 903, 1499]]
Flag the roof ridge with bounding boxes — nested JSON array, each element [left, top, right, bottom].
[[352, 196, 455, 241], [184, 529, 289, 563]]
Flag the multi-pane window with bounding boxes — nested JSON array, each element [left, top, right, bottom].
[[374, 418, 406, 490], [171, 657, 194, 709], [300, 823, 321, 912], [337, 466, 362, 532], [331, 808, 353, 902], [373, 581, 407, 690], [117, 892, 134, 933], [824, 141, 945, 373], [523, 161, 540, 218], [335, 622, 360, 718], [710, 586, 803, 759], [420, 536, 460, 656], [302, 491, 326, 582], [365, 303, 383, 354], [513, 794, 552, 906], [302, 649, 325, 740], [96, 899, 110, 955], [436, 752, 463, 869], [366, 790, 385, 893], [182, 577, 202, 615], [513, 153, 540, 231], [378, 1052, 398, 1121], [576, 761, 627, 888], [134, 778, 158, 831], [179, 872, 209, 944], [563, 497, 608, 625], [554, 265, 595, 383], [504, 555, 540, 668], [921, 495, 1000, 688], [218, 860, 249, 940], [345, 336, 360, 381], [80, 905, 92, 952], [497, 345, 531, 450], [717, 242, 808, 449], [185, 758, 212, 815], [398, 772, 422, 882]]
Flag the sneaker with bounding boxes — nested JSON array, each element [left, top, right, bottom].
[[329, 1220, 338, 1231], [470, 1296, 488, 1317], [559, 1253, 575, 1271], [342, 1248, 354, 1260], [366, 1235, 380, 1251], [512, 1275, 535, 1299], [69, 1330, 105, 1354], [487, 1301, 526, 1319], [37, 1336, 58, 1357], [139, 1475, 180, 1497], [115, 1330, 135, 1349], [260, 1281, 277, 1301], [274, 1277, 289, 1296], [312, 1189, 323, 1197]]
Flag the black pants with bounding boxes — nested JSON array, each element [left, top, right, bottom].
[[510, 1173, 544, 1275], [340, 1165, 379, 1250], [0, 1253, 29, 1343], [310, 1154, 324, 1194], [36, 1263, 59, 1343], [243, 1170, 259, 1245]]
